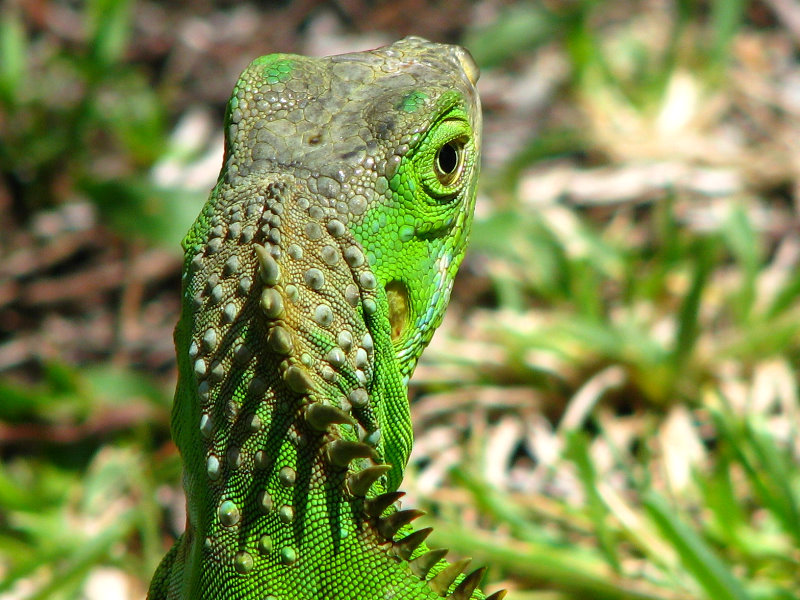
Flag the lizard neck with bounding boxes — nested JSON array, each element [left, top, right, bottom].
[[170, 173, 414, 597]]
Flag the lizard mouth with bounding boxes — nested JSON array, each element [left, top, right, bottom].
[[385, 280, 409, 342]]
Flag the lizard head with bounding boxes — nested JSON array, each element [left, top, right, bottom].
[[352, 38, 482, 378], [219, 36, 481, 379], [339, 37, 482, 378]]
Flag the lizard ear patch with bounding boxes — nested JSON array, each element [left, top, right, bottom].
[[385, 280, 409, 342]]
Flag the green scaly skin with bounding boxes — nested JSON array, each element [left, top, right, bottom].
[[148, 37, 499, 600]]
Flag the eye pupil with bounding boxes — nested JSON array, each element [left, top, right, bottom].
[[436, 142, 459, 175]]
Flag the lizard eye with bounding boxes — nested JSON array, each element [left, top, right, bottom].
[[434, 140, 464, 186], [416, 117, 472, 201]]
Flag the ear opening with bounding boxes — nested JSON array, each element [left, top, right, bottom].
[[385, 280, 409, 343]]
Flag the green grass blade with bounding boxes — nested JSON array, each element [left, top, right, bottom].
[[564, 429, 621, 572], [670, 239, 715, 373], [710, 0, 747, 69], [437, 521, 686, 600], [0, 8, 26, 104], [643, 492, 751, 600]]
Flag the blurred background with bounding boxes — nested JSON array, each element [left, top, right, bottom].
[[1, 1, 800, 598]]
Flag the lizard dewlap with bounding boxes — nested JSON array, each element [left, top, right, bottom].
[[148, 36, 500, 600]]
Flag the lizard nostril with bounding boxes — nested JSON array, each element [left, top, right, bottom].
[[385, 280, 409, 342]]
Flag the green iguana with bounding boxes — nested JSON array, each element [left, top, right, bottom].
[[148, 36, 501, 600]]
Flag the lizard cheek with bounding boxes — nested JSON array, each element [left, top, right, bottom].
[[385, 280, 410, 342]]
